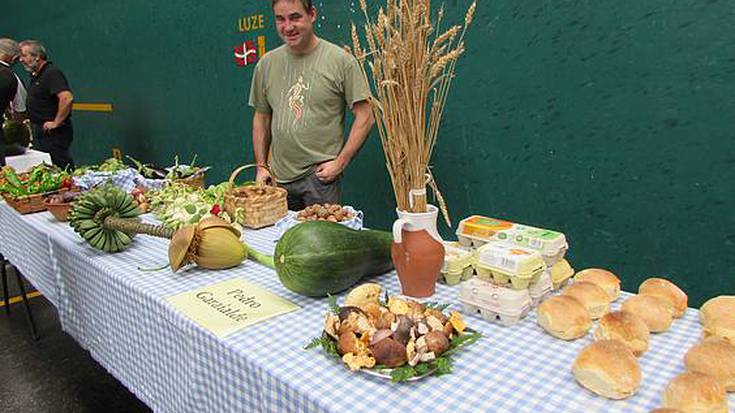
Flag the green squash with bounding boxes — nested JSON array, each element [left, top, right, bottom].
[[273, 221, 394, 297], [2, 120, 31, 147]]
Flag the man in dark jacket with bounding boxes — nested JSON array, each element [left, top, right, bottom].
[[0, 38, 24, 166], [19, 40, 74, 170]]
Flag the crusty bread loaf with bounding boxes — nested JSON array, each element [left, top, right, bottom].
[[684, 337, 735, 392], [574, 268, 621, 301], [702, 316, 735, 348], [572, 339, 641, 399], [639, 278, 688, 318], [662, 372, 728, 413], [621, 294, 673, 333], [700, 296, 735, 326], [537, 295, 592, 340], [562, 281, 610, 319], [594, 311, 650, 356]]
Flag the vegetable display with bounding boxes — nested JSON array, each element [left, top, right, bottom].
[[69, 184, 247, 271], [0, 164, 71, 197], [72, 158, 130, 176], [69, 184, 146, 252], [148, 182, 230, 229], [273, 222, 394, 297], [165, 154, 204, 180], [306, 283, 481, 382]]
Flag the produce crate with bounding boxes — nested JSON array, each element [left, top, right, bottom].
[[2, 190, 59, 214], [223, 164, 288, 229]]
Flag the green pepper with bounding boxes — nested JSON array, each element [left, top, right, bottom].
[[4, 169, 24, 188]]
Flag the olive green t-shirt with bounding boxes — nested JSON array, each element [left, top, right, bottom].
[[248, 39, 371, 183]]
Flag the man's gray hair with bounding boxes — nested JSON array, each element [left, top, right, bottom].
[[19, 40, 47, 60], [0, 38, 20, 60]]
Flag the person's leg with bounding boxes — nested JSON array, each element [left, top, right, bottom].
[[302, 172, 341, 207], [48, 123, 74, 170], [0, 127, 5, 167], [31, 124, 51, 155]]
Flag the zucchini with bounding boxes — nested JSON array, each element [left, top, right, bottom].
[[272, 221, 394, 297]]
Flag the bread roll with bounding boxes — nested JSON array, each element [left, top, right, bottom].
[[684, 337, 735, 392], [572, 339, 641, 399], [702, 315, 735, 346], [563, 281, 610, 319], [594, 311, 650, 356], [662, 372, 728, 413], [700, 296, 735, 326], [575, 268, 621, 301], [537, 295, 592, 340], [621, 294, 673, 333], [649, 409, 684, 413], [639, 278, 688, 318]]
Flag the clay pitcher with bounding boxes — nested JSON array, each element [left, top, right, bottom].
[[391, 204, 445, 298]]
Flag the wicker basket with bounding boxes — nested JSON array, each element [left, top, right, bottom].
[[174, 171, 205, 189], [223, 164, 288, 229], [2, 190, 59, 214], [44, 200, 72, 221]]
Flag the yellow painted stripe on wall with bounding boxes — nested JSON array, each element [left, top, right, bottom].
[[0, 291, 42, 307], [72, 103, 113, 112]]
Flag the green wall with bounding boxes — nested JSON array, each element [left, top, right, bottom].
[[4, 0, 733, 306]]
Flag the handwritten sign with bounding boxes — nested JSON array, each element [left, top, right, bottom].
[[167, 279, 299, 337]]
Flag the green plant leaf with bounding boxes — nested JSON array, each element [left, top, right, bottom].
[[390, 365, 416, 383], [327, 293, 340, 314]]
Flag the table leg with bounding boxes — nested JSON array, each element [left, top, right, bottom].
[[1, 255, 9, 316], [15, 271, 39, 341]]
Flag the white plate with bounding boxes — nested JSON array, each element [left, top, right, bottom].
[[361, 366, 436, 382]]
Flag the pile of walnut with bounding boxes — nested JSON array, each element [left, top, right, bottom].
[[297, 203, 354, 223], [323, 283, 467, 371], [234, 185, 272, 198]]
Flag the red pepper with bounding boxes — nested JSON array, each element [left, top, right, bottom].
[[61, 177, 73, 189], [210, 204, 221, 216]]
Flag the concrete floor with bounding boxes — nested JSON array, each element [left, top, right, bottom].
[[0, 265, 151, 413]]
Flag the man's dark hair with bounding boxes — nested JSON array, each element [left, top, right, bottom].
[[272, 0, 314, 10]]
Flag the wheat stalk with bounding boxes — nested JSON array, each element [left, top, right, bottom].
[[349, 0, 476, 219]]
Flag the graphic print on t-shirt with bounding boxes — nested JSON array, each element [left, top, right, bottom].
[[286, 75, 309, 126]]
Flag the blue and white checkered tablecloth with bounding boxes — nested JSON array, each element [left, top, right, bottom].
[[0, 203, 62, 307], [0, 201, 732, 413]]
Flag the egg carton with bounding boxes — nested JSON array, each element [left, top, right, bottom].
[[458, 278, 532, 326], [549, 258, 575, 290], [474, 243, 546, 290], [528, 270, 553, 306], [440, 242, 476, 286], [456, 215, 568, 266]]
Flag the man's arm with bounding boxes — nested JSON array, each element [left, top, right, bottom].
[[43, 90, 73, 131], [252, 110, 273, 183], [315, 100, 375, 183]]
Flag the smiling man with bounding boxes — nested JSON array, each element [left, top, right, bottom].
[[249, 0, 374, 211]]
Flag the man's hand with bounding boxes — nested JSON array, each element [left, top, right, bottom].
[[255, 165, 273, 184], [42, 120, 59, 132], [315, 158, 346, 183]]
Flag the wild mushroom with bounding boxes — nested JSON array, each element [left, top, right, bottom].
[[424, 331, 450, 356], [371, 337, 408, 368], [391, 315, 414, 345]]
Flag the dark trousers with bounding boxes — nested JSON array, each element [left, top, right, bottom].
[[31, 121, 75, 170], [0, 127, 4, 167], [280, 171, 341, 211]]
